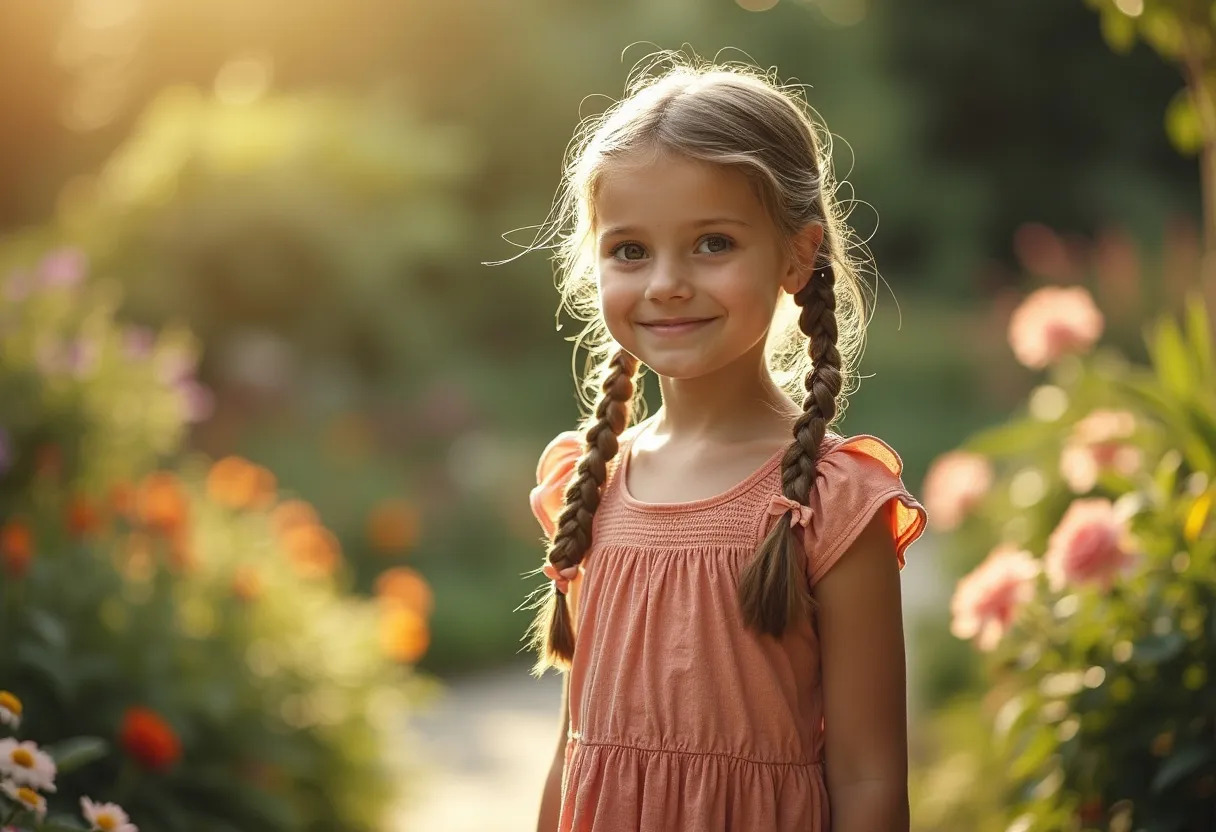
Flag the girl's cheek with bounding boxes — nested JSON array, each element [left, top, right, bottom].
[[598, 286, 637, 342]]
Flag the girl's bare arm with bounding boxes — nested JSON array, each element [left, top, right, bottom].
[[536, 672, 569, 832], [537, 574, 579, 831], [814, 503, 910, 832]]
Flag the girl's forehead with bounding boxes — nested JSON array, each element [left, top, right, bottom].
[[592, 152, 767, 232]]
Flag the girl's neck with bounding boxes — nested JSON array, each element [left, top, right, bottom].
[[648, 349, 802, 447]]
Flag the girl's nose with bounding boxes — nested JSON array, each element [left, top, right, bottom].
[[643, 259, 692, 302]]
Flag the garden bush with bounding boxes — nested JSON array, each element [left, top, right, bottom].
[[0, 250, 434, 831]]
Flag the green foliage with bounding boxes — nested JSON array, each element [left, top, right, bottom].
[[1084, 0, 1216, 167], [1084, 0, 1211, 63], [940, 293, 1216, 830], [909, 698, 1008, 832], [0, 248, 195, 499], [0, 251, 430, 830]]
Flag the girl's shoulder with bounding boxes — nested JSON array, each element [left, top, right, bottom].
[[528, 425, 644, 540], [790, 432, 929, 587]]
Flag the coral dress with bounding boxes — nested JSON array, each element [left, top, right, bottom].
[[529, 422, 928, 832]]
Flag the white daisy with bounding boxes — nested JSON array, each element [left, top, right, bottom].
[[0, 739, 56, 792], [1, 779, 47, 822], [82, 796, 139, 832], [0, 692, 21, 730]]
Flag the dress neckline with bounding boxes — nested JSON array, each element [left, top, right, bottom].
[[617, 419, 787, 513]]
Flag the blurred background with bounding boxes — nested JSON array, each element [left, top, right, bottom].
[[0, 0, 1213, 830]]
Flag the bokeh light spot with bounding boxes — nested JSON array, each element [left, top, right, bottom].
[[216, 54, 274, 105], [737, 0, 779, 11]]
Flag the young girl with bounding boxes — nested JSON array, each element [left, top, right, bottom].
[[523, 55, 928, 832]]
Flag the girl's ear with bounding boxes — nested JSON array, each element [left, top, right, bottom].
[[783, 222, 825, 295]]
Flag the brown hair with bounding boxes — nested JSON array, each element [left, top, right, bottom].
[[517, 52, 871, 675]]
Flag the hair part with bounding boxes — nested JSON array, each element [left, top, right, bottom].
[[520, 50, 874, 672]]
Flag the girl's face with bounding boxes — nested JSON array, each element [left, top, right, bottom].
[[592, 151, 806, 381]]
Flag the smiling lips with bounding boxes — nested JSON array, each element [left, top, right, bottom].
[[638, 317, 717, 335]]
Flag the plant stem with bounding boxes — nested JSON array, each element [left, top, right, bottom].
[[113, 756, 139, 805], [1179, 26, 1216, 258]]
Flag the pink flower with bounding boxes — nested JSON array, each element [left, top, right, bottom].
[[922, 450, 993, 531], [1059, 409, 1142, 493], [37, 248, 87, 289], [1012, 222, 1084, 281], [1007, 286, 1104, 369], [950, 544, 1040, 651], [175, 379, 215, 424], [1044, 498, 1136, 591]]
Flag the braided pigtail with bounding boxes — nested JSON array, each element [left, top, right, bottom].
[[737, 249, 842, 637], [528, 348, 640, 675]]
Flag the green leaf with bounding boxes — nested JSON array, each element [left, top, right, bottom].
[[1133, 631, 1186, 664], [45, 736, 109, 774], [1011, 727, 1057, 780], [1184, 293, 1214, 385], [25, 608, 68, 650], [1152, 743, 1214, 792], [1152, 450, 1180, 500], [1100, 9, 1138, 54], [14, 643, 73, 701], [1166, 89, 1204, 156], [1147, 317, 1194, 398], [1110, 371, 1174, 414], [1141, 7, 1184, 60], [1182, 402, 1216, 472], [39, 819, 90, 832], [963, 418, 1051, 457]]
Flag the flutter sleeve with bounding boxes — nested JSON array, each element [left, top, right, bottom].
[[801, 434, 928, 587], [528, 430, 584, 541]]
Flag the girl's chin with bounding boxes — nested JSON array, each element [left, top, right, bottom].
[[632, 354, 724, 381]]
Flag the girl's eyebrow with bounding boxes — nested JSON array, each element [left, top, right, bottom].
[[599, 217, 752, 238]]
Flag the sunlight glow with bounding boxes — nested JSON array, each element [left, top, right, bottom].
[[216, 54, 274, 105]]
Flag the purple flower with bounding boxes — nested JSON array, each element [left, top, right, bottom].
[[2, 270, 32, 303], [37, 248, 88, 290], [155, 349, 197, 385], [176, 379, 215, 424], [66, 338, 100, 378], [122, 326, 156, 361], [35, 340, 66, 375], [0, 427, 10, 477]]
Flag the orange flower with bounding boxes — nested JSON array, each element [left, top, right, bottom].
[[108, 480, 137, 521], [231, 566, 264, 602], [1, 520, 33, 579], [119, 707, 181, 772], [207, 457, 277, 511], [166, 529, 196, 574], [271, 499, 320, 538], [375, 567, 434, 617], [65, 494, 104, 538], [367, 499, 420, 554], [380, 605, 430, 663], [137, 472, 189, 535], [281, 524, 341, 579]]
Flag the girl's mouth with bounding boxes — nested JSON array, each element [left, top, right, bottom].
[[638, 318, 716, 336]]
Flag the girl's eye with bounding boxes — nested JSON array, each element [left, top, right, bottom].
[[610, 242, 647, 262], [696, 235, 733, 255]]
